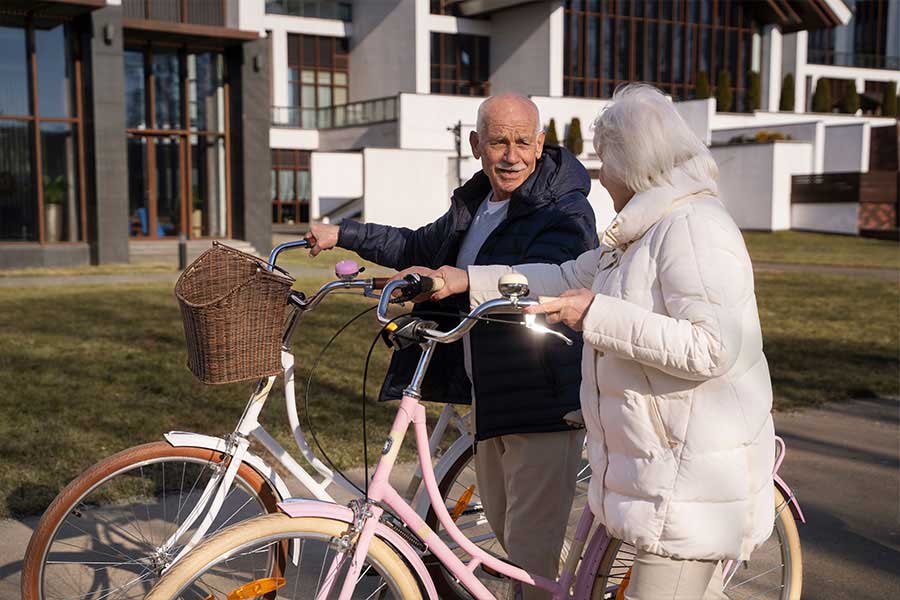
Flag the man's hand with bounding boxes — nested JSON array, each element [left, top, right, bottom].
[[389, 266, 469, 302], [522, 288, 595, 331], [305, 223, 339, 257]]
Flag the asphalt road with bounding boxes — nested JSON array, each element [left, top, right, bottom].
[[0, 398, 897, 599]]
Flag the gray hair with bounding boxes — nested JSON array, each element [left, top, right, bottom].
[[476, 93, 542, 136], [592, 84, 718, 193]]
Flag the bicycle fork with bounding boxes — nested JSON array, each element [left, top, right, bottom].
[[159, 378, 274, 567]]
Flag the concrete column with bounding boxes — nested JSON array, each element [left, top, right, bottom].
[[490, 0, 560, 96], [349, 0, 417, 101], [760, 25, 783, 112], [84, 6, 129, 264], [230, 38, 273, 254], [270, 28, 288, 107], [548, 1, 564, 97]]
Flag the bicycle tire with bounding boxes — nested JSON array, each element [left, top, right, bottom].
[[145, 514, 423, 599], [589, 486, 802, 600], [22, 441, 282, 600], [426, 441, 591, 598]]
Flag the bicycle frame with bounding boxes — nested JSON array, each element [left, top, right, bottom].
[[159, 256, 472, 568]]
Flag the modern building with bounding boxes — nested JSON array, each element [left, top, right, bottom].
[[1, 1, 897, 269]]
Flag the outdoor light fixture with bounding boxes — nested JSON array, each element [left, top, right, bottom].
[[103, 23, 115, 45], [253, 53, 264, 72]]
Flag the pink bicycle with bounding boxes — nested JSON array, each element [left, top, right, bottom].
[[146, 272, 805, 600]]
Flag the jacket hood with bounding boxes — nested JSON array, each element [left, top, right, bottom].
[[601, 168, 718, 249], [452, 144, 591, 226]]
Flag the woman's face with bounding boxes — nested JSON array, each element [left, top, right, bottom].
[[599, 163, 634, 213]]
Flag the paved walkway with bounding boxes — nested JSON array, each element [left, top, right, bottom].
[[1, 398, 897, 598]]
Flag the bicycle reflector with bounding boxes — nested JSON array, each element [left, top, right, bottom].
[[614, 567, 632, 600], [224, 577, 286, 600], [451, 485, 476, 521]]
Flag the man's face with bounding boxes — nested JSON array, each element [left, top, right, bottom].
[[470, 102, 544, 201]]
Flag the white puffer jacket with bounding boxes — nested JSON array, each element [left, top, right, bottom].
[[469, 169, 775, 561]]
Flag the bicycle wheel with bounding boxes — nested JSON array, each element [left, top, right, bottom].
[[145, 514, 423, 599], [425, 441, 591, 598], [589, 487, 802, 600], [22, 441, 282, 600]]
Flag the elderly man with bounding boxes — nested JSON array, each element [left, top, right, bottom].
[[306, 93, 597, 598]]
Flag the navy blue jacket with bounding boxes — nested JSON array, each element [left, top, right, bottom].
[[338, 145, 599, 440]]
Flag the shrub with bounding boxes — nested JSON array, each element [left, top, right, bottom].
[[811, 80, 832, 113], [779, 74, 795, 111], [695, 71, 711, 99], [840, 85, 860, 115], [746, 71, 761, 112], [883, 82, 898, 117], [716, 70, 733, 112], [545, 118, 560, 145], [565, 117, 584, 156]]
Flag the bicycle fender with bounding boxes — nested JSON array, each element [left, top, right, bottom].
[[163, 431, 293, 505], [774, 473, 806, 524], [278, 498, 439, 600]]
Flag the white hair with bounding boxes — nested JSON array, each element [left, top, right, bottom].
[[476, 93, 542, 136], [592, 84, 718, 193]]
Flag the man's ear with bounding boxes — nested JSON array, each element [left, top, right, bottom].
[[535, 130, 545, 158], [469, 130, 481, 160]]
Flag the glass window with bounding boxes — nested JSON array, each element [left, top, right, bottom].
[[190, 135, 226, 237], [127, 136, 148, 237], [0, 27, 30, 116], [279, 170, 296, 201], [153, 50, 182, 129], [154, 137, 181, 237], [431, 33, 490, 97], [125, 50, 147, 128], [189, 52, 224, 133], [36, 25, 72, 118], [0, 121, 36, 241], [40, 122, 81, 242]]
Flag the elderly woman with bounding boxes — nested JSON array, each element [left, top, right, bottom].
[[419, 84, 775, 599]]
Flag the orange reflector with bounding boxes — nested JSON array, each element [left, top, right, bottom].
[[614, 567, 632, 600], [226, 578, 286, 600], [386, 322, 399, 332], [202, 596, 215, 600], [451, 485, 475, 521]]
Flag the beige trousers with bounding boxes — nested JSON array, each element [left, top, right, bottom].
[[624, 550, 728, 600], [474, 429, 586, 600]]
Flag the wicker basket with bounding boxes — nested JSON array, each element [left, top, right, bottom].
[[175, 242, 295, 385]]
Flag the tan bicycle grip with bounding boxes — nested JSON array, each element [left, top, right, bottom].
[[539, 295, 560, 304]]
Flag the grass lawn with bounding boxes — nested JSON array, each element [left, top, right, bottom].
[[743, 231, 900, 270]]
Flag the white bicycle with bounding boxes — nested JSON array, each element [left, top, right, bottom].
[[21, 240, 591, 600]]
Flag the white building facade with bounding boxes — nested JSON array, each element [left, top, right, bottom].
[[249, 0, 899, 238]]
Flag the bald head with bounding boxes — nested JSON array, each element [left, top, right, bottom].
[[476, 93, 542, 137], [470, 93, 546, 201]]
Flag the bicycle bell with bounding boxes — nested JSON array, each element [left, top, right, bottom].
[[498, 273, 529, 305], [335, 259, 364, 280]]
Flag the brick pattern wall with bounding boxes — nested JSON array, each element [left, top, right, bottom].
[[858, 201, 898, 230]]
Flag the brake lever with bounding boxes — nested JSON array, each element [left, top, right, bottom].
[[523, 314, 574, 346]]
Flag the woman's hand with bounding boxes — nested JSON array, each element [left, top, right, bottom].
[[523, 288, 595, 331], [390, 266, 469, 302]]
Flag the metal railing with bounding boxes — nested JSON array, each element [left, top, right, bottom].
[[807, 49, 900, 71], [272, 96, 398, 129], [264, 0, 352, 21]]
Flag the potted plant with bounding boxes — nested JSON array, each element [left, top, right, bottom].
[[42, 175, 66, 243]]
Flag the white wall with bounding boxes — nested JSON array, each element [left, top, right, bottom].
[[791, 203, 859, 234], [711, 121, 824, 173], [823, 122, 870, 173], [674, 98, 716, 146], [710, 110, 896, 130], [398, 93, 483, 151], [489, 1, 559, 97], [362, 148, 455, 228], [310, 152, 363, 219], [711, 141, 813, 231], [270, 128, 320, 149]]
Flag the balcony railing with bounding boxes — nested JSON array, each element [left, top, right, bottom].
[[122, 0, 226, 27], [272, 96, 399, 129], [807, 49, 900, 71], [265, 0, 352, 21]]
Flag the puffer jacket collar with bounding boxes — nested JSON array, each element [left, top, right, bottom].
[[601, 168, 718, 249], [450, 144, 591, 231]]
